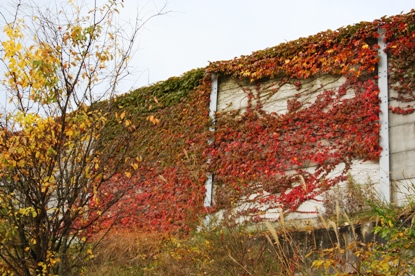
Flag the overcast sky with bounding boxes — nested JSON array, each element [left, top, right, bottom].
[[1, 1, 414, 95], [118, 1, 414, 92]]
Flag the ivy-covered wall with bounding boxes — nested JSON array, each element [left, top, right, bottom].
[[211, 75, 380, 223], [96, 10, 415, 233]]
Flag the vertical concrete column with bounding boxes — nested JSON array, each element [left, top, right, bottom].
[[204, 74, 218, 220], [377, 27, 391, 203]]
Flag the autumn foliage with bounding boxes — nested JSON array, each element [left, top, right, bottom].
[[0, 1, 166, 275], [0, 3, 414, 274], [94, 10, 415, 234]]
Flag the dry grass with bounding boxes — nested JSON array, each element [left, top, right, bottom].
[[84, 230, 163, 275], [82, 178, 415, 275], [83, 224, 310, 276], [323, 175, 379, 221]]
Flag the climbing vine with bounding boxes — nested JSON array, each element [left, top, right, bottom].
[[207, 77, 380, 218], [383, 11, 415, 114], [95, 10, 415, 233]]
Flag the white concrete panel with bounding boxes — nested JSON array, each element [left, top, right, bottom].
[[215, 73, 383, 224], [217, 85, 248, 112], [260, 82, 294, 114], [218, 77, 248, 92], [390, 123, 415, 153], [217, 75, 347, 114], [389, 99, 415, 126], [391, 150, 415, 180], [212, 160, 379, 224]]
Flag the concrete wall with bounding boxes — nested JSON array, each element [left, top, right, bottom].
[[389, 88, 415, 204], [213, 75, 380, 222]]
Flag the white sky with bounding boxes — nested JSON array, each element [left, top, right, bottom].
[[0, 0, 414, 96], [120, 0, 414, 92]]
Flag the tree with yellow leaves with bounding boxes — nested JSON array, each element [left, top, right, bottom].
[[0, 1, 166, 275]]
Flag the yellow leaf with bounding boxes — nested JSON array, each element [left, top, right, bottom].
[[146, 115, 160, 125], [50, 257, 61, 265], [311, 259, 324, 268], [125, 171, 131, 178], [120, 111, 125, 120]]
